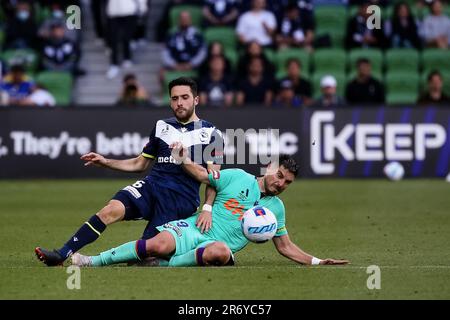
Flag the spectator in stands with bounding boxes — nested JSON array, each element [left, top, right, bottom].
[[132, 0, 150, 48], [90, 0, 108, 43], [236, 41, 275, 80], [345, 2, 387, 49], [236, 0, 277, 47], [236, 57, 274, 106], [0, 64, 35, 104], [277, 58, 312, 106], [386, 1, 422, 49], [417, 70, 450, 105], [122, 73, 150, 99], [345, 58, 385, 105], [199, 55, 234, 107], [202, 0, 239, 27], [199, 41, 233, 75], [161, 11, 207, 72], [105, 0, 147, 79], [422, 0, 450, 49], [20, 84, 56, 107], [155, 0, 202, 42], [41, 22, 80, 75], [38, 1, 80, 44], [117, 73, 150, 106], [4, 1, 38, 50], [312, 75, 346, 108], [273, 78, 302, 107], [1, 0, 21, 18], [275, 3, 314, 51]]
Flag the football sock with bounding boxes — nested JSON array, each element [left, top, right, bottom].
[[58, 215, 107, 259], [135, 239, 148, 260], [91, 240, 140, 267], [169, 247, 205, 267]]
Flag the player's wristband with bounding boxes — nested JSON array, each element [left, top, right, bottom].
[[202, 204, 212, 212], [311, 257, 322, 265]]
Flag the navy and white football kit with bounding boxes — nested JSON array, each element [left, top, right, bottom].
[[112, 117, 223, 239]]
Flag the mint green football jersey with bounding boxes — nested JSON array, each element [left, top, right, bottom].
[[205, 169, 288, 253]]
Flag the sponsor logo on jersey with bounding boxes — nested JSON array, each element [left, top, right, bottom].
[[157, 156, 180, 164]]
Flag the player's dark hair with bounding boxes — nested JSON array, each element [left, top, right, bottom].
[[168, 77, 198, 97], [278, 154, 299, 177]]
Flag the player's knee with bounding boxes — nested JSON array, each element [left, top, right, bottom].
[[204, 242, 231, 266], [146, 237, 173, 256], [96, 200, 125, 225]]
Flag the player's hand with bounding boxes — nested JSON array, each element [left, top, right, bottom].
[[80, 152, 107, 168], [320, 258, 350, 265], [196, 210, 212, 233], [170, 142, 188, 163]]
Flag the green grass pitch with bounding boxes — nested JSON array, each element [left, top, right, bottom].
[[0, 179, 449, 299]]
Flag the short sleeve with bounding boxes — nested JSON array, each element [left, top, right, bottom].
[[207, 128, 224, 165], [141, 126, 158, 159], [259, 197, 288, 237], [208, 169, 240, 191]]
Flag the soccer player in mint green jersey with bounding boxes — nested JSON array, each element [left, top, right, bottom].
[[71, 147, 349, 267]]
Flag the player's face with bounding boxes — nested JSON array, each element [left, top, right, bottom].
[[263, 165, 295, 196], [170, 85, 198, 122]]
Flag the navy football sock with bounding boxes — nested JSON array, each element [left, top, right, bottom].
[[58, 215, 107, 259]]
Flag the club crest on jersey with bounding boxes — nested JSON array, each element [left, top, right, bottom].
[[200, 129, 209, 142], [161, 125, 170, 136]]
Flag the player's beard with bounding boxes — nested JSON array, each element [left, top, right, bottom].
[[263, 177, 279, 196], [174, 103, 195, 123]]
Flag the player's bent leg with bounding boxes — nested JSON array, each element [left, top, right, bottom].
[[144, 231, 176, 257], [74, 231, 176, 267], [202, 242, 234, 266], [35, 200, 125, 266], [96, 200, 126, 225]]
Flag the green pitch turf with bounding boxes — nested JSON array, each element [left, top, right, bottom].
[[0, 179, 449, 299]]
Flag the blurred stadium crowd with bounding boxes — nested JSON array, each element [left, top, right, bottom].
[[0, 0, 449, 107]]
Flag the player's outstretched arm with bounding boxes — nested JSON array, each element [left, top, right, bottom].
[[81, 152, 152, 173], [170, 142, 211, 185], [272, 234, 349, 266], [197, 162, 220, 233]]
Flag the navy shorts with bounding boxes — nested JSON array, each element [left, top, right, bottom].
[[112, 179, 199, 239]]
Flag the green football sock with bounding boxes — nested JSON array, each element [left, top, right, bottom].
[[169, 247, 204, 267], [91, 241, 140, 266]]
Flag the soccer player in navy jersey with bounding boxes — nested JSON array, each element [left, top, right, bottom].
[[35, 77, 224, 266]]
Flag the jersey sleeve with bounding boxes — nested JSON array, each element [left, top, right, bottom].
[[259, 197, 288, 237], [207, 128, 224, 165], [208, 169, 242, 192], [141, 126, 158, 159], [273, 200, 288, 237]]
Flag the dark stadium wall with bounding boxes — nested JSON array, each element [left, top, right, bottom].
[[0, 106, 449, 178]]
